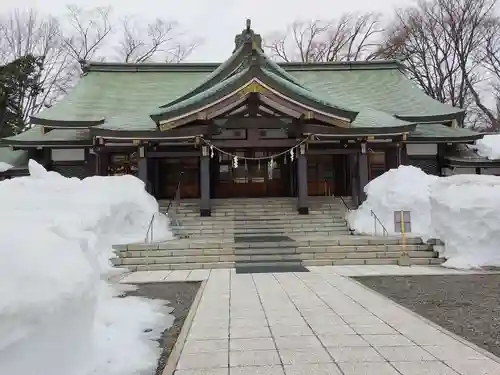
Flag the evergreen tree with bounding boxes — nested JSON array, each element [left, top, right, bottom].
[[0, 55, 43, 137]]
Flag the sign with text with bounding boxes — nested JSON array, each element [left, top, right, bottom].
[[394, 211, 412, 233]]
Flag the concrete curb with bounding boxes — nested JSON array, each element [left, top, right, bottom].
[[348, 275, 500, 365], [161, 279, 208, 375]]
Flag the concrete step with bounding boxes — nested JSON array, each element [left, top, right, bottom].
[[173, 225, 349, 232], [113, 250, 439, 267], [114, 236, 426, 251], [114, 256, 444, 271], [184, 231, 352, 237], [171, 221, 348, 228], [114, 245, 433, 259], [172, 218, 348, 224], [170, 211, 348, 217]]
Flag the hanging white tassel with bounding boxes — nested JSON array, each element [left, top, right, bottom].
[[233, 155, 239, 168], [268, 158, 274, 180]]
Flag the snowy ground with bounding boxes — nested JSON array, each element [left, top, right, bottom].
[[348, 163, 500, 270], [0, 161, 174, 375]]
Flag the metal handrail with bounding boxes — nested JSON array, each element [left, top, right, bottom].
[[144, 172, 183, 243], [339, 196, 351, 212], [370, 210, 389, 236]]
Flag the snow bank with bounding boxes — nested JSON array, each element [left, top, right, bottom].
[[348, 165, 500, 269], [475, 133, 500, 160], [0, 162, 13, 172], [430, 174, 500, 269], [347, 165, 437, 238], [0, 161, 174, 375]]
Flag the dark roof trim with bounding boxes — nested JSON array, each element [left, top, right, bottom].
[[310, 123, 416, 137], [406, 133, 483, 143], [405, 139, 479, 144], [91, 125, 207, 139], [397, 112, 465, 124], [80, 59, 403, 73], [30, 115, 105, 128], [1, 139, 92, 147]]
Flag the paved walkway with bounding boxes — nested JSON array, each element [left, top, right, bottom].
[[121, 266, 500, 375]]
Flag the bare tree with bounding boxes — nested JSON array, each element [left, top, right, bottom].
[[116, 17, 197, 63], [436, 0, 498, 127], [265, 13, 384, 62], [0, 9, 73, 126], [377, 0, 500, 128], [378, 1, 474, 109], [0, 5, 200, 133], [62, 5, 112, 63]]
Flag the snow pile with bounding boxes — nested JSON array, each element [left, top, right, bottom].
[[0, 162, 13, 172], [430, 174, 500, 269], [347, 165, 437, 238], [475, 134, 500, 160], [348, 165, 500, 269], [0, 161, 174, 375]]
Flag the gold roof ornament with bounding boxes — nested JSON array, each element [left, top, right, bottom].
[[239, 81, 267, 96]]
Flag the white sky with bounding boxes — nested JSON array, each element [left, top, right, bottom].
[[0, 0, 415, 61]]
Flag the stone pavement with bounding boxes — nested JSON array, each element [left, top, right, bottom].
[[121, 266, 500, 375]]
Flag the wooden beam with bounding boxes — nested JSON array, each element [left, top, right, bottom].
[[222, 117, 288, 129], [259, 92, 351, 128], [210, 139, 297, 148], [148, 151, 199, 158]]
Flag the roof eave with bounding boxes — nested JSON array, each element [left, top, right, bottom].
[[397, 111, 465, 124], [30, 115, 105, 128]]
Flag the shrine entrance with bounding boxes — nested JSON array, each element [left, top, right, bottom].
[[213, 149, 293, 198]]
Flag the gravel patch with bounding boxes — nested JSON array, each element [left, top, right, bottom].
[[127, 281, 201, 375], [353, 274, 500, 357]]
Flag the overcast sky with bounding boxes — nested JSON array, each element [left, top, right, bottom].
[[0, 0, 415, 61]]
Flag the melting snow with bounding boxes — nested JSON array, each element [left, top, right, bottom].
[[0, 160, 174, 375], [348, 164, 500, 269]]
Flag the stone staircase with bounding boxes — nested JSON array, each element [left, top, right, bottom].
[[159, 196, 353, 238], [112, 197, 444, 271]]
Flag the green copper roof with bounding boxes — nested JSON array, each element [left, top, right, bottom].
[[29, 61, 465, 132], [291, 69, 463, 122], [2, 127, 91, 146], [22, 22, 465, 140]]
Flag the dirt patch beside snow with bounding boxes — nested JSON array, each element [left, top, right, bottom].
[[127, 282, 201, 375], [353, 274, 500, 358]]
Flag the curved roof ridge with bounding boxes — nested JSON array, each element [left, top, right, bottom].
[[158, 45, 247, 109], [151, 67, 251, 118], [261, 67, 356, 115]]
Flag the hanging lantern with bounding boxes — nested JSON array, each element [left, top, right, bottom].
[[233, 155, 239, 168]]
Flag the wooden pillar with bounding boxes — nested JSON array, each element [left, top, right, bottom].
[[350, 154, 359, 206], [200, 146, 211, 216], [137, 145, 148, 191], [437, 144, 446, 176], [297, 145, 309, 214], [385, 145, 401, 170], [358, 153, 369, 204]]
